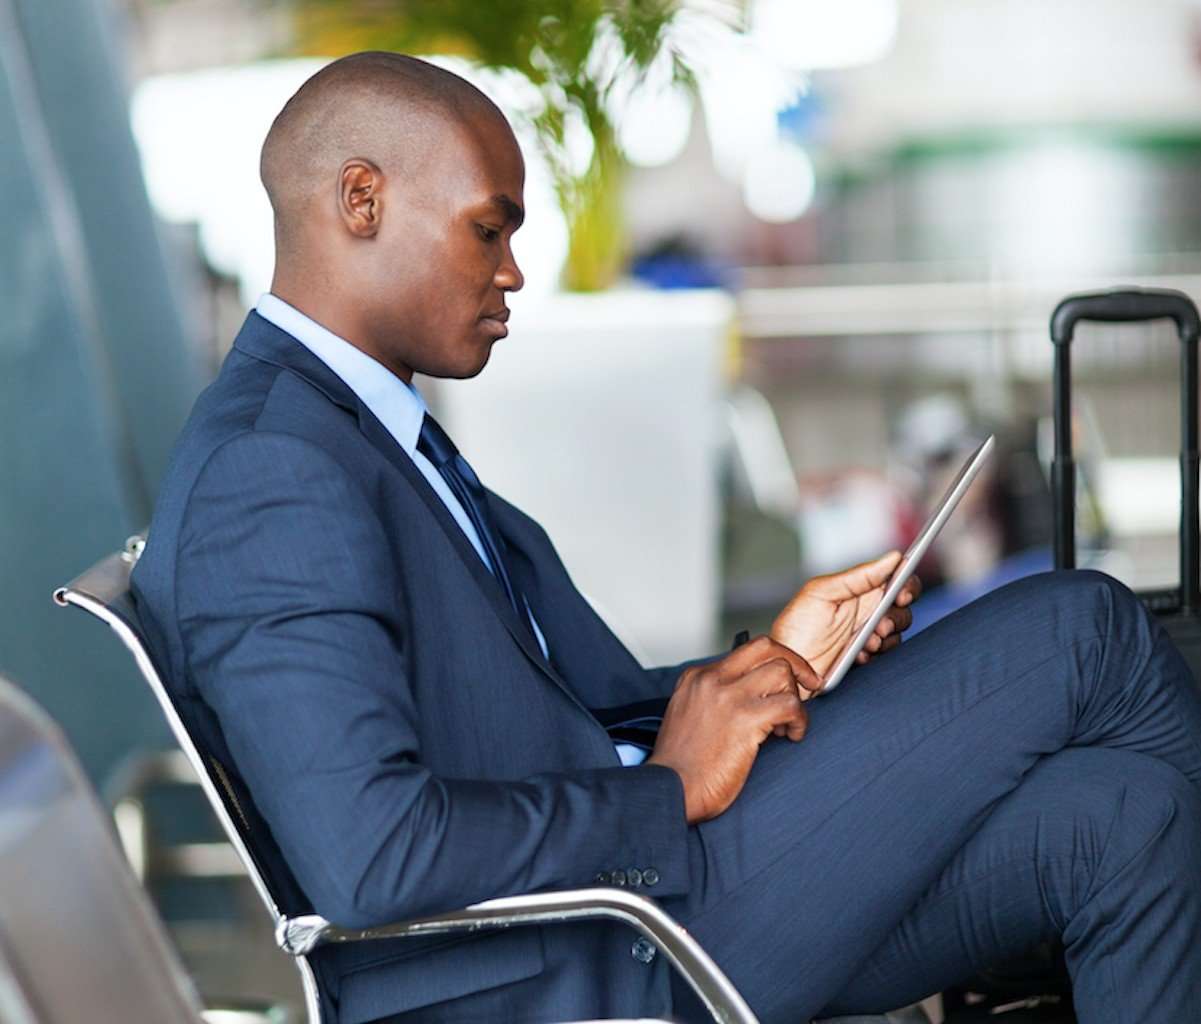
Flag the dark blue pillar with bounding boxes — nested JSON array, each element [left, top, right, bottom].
[[0, 0, 201, 783]]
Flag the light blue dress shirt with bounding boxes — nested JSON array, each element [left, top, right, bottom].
[[254, 295, 646, 766]]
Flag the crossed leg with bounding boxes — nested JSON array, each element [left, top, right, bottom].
[[670, 570, 1201, 1023], [822, 747, 1201, 1022]]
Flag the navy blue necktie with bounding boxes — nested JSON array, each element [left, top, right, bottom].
[[417, 413, 534, 638]]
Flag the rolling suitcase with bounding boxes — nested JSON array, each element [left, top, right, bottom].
[[1050, 287, 1201, 681]]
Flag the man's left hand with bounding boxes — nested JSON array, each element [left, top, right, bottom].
[[769, 550, 922, 684]]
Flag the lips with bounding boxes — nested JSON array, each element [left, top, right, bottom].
[[478, 308, 510, 339]]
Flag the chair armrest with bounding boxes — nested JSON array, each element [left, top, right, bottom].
[[276, 887, 758, 1024], [200, 1006, 288, 1024]]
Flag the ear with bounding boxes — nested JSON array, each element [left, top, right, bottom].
[[338, 158, 384, 238]]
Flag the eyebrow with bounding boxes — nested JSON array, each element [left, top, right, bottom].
[[490, 193, 525, 228]]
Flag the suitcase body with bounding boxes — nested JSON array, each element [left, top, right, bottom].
[[1050, 287, 1201, 681]]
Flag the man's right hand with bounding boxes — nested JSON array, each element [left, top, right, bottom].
[[648, 636, 820, 824]]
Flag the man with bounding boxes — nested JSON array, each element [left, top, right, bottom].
[[132, 52, 1201, 1024]]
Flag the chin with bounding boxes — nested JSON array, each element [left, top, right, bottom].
[[425, 345, 493, 381]]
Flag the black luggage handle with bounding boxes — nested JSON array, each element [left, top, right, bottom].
[[1051, 289, 1201, 345], [1049, 287, 1200, 613]]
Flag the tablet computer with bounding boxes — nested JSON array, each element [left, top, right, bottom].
[[821, 434, 996, 694]]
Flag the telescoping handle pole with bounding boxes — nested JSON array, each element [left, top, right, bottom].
[[1049, 287, 1200, 613]]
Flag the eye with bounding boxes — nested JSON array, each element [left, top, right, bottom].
[[476, 224, 501, 243]]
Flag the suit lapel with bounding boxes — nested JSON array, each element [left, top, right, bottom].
[[232, 314, 583, 709], [355, 411, 565, 678]]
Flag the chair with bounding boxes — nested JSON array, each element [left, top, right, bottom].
[[0, 672, 206, 1023], [56, 538, 924, 1024]]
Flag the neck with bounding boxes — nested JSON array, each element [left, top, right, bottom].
[[269, 275, 415, 384]]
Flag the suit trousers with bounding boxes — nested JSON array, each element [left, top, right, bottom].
[[667, 570, 1201, 1023]]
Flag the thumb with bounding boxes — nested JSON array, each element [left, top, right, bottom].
[[810, 550, 902, 600]]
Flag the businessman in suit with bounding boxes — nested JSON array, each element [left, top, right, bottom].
[[132, 52, 1201, 1023]]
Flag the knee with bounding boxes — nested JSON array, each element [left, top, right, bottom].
[[1043, 567, 1134, 609], [1023, 569, 1145, 637]]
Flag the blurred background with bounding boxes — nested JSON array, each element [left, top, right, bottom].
[[4, 0, 1201, 1016]]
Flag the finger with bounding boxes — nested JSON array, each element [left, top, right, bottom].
[[875, 605, 913, 639], [895, 574, 923, 607], [739, 657, 816, 700], [861, 630, 904, 664], [786, 716, 807, 742], [721, 634, 803, 676], [723, 636, 820, 692], [805, 550, 902, 601], [716, 634, 775, 678], [752, 689, 807, 741]]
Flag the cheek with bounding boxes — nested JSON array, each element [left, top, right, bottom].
[[391, 258, 440, 313], [439, 230, 497, 291]]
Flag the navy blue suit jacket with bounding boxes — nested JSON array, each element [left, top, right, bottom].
[[132, 313, 696, 1023]]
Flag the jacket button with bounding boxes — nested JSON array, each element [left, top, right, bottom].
[[594, 871, 610, 884], [631, 937, 657, 964], [610, 869, 627, 887], [642, 868, 660, 887], [626, 867, 643, 887]]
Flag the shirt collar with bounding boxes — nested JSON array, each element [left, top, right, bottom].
[[255, 293, 426, 455]]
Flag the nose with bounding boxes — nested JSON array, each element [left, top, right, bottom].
[[495, 240, 524, 293]]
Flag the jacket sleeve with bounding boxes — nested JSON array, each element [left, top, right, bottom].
[[175, 431, 691, 928]]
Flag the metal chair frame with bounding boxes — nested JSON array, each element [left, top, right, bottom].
[[55, 537, 759, 1024]]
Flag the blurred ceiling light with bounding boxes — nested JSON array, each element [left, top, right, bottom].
[[613, 81, 694, 167], [741, 139, 816, 222], [699, 68, 791, 181], [539, 4, 807, 185], [750, 0, 898, 70], [664, 5, 805, 181], [588, 14, 696, 168]]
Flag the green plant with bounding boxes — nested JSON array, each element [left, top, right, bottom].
[[288, 0, 746, 290]]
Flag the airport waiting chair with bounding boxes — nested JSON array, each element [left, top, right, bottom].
[[0, 672, 207, 1023], [56, 538, 924, 1024]]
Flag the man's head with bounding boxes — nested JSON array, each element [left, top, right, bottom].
[[261, 51, 525, 381]]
